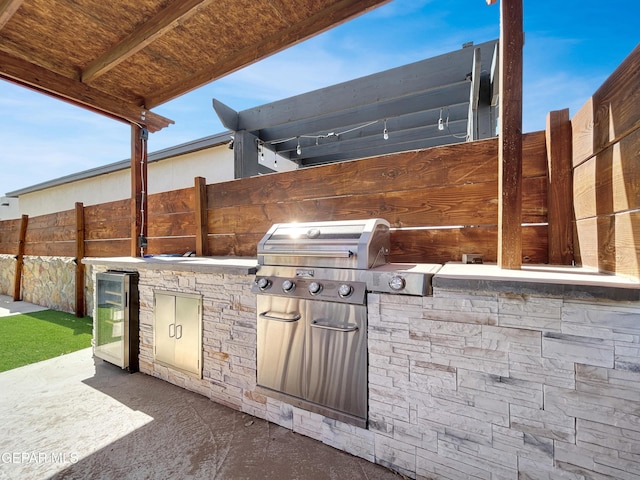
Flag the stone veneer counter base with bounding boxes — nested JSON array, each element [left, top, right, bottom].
[[83, 257, 640, 480]]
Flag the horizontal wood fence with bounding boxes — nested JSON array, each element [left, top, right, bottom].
[[0, 130, 554, 269], [571, 43, 640, 280], [204, 133, 550, 263]]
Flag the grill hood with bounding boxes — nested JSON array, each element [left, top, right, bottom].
[[257, 218, 390, 270]]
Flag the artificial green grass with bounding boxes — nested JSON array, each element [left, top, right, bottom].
[[0, 310, 92, 372]]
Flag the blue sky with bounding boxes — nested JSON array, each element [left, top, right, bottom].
[[0, 0, 637, 197]]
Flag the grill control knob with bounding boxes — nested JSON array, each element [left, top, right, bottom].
[[257, 277, 271, 290], [338, 284, 353, 298], [389, 275, 406, 291], [308, 281, 322, 295], [282, 280, 295, 293]]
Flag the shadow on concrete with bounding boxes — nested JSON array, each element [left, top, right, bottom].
[[48, 357, 400, 480]]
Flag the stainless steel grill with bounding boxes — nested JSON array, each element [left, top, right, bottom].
[[257, 218, 391, 270], [253, 218, 437, 427]]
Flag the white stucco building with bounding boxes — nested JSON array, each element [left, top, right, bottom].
[[0, 131, 296, 220]]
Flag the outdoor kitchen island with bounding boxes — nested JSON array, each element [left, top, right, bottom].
[[83, 255, 640, 480]]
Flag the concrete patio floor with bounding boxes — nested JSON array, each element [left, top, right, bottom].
[[0, 297, 401, 480]]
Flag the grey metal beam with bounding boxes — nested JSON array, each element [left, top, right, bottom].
[[272, 103, 469, 156], [232, 39, 498, 132], [298, 130, 470, 166], [212, 99, 239, 131], [212, 39, 499, 176], [233, 130, 259, 178], [467, 47, 482, 141], [257, 81, 471, 144], [287, 119, 469, 164]]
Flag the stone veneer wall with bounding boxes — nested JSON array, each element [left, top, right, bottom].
[[1, 255, 93, 315], [368, 289, 640, 479], [0, 254, 15, 296], [125, 265, 640, 480], [21, 256, 76, 313], [83, 265, 95, 317], [134, 268, 260, 406]]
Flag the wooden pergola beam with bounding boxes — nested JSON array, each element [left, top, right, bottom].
[[82, 0, 214, 83], [145, 0, 390, 108], [0, 51, 174, 132], [494, 0, 524, 269], [0, 0, 23, 29]]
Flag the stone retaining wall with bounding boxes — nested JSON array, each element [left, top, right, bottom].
[[0, 256, 94, 315], [0, 254, 15, 296], [20, 256, 77, 313], [114, 265, 640, 479]]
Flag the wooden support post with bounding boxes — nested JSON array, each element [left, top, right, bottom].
[[75, 202, 85, 317], [130, 124, 148, 257], [194, 176, 209, 256], [546, 109, 574, 264], [496, 0, 524, 269], [13, 214, 28, 301]]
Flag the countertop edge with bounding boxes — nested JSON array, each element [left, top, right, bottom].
[[82, 257, 258, 275], [432, 263, 640, 302]]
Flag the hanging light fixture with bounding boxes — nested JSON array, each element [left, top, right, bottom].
[[438, 108, 445, 131], [383, 119, 389, 140], [296, 137, 302, 155]]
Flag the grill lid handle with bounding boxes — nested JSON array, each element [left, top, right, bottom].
[[266, 249, 354, 258]]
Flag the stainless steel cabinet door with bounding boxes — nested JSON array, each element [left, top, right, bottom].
[[257, 295, 306, 399], [154, 292, 176, 367], [306, 302, 367, 418], [173, 295, 201, 375], [154, 291, 202, 378]]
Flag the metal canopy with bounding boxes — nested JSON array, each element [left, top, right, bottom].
[[0, 0, 390, 132], [214, 39, 499, 172]]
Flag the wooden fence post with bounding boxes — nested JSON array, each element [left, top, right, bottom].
[[13, 214, 28, 301], [194, 176, 208, 256], [496, 0, 524, 269], [75, 202, 85, 317], [546, 109, 574, 264]]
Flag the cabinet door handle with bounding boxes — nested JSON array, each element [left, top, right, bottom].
[[169, 323, 175, 338], [311, 319, 359, 332], [175, 324, 183, 339]]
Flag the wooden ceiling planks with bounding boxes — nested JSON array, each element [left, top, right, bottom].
[[0, 0, 390, 131]]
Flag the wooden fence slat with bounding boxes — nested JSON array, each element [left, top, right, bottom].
[[572, 44, 640, 165], [85, 239, 130, 257], [84, 219, 131, 240], [147, 187, 195, 214], [146, 212, 196, 237]]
